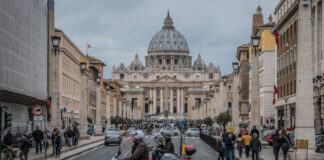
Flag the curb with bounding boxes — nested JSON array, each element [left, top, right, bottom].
[[60, 141, 104, 160], [32, 138, 104, 160]]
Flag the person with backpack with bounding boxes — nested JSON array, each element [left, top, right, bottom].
[[236, 132, 244, 158], [32, 126, 44, 154], [54, 132, 63, 158], [216, 136, 225, 160], [280, 130, 292, 160], [19, 134, 32, 160], [51, 128, 58, 156], [271, 129, 280, 160], [224, 132, 234, 160], [250, 133, 262, 160]]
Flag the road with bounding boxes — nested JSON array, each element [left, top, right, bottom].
[[70, 133, 217, 160]]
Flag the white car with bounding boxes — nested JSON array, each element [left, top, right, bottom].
[[159, 127, 173, 136], [186, 128, 200, 137], [172, 128, 180, 136]]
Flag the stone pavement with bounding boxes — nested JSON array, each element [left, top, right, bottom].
[[28, 135, 104, 160]]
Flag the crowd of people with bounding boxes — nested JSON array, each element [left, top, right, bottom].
[[2, 125, 80, 160], [215, 126, 293, 160]]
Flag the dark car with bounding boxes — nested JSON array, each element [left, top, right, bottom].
[[105, 131, 121, 146]]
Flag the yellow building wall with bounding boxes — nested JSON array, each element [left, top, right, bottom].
[[260, 30, 275, 52]]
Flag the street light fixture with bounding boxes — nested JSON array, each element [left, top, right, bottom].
[[232, 62, 239, 73], [96, 77, 100, 86], [215, 84, 220, 93], [106, 86, 110, 94], [80, 62, 86, 74], [222, 76, 227, 83], [113, 91, 117, 97], [251, 36, 260, 55], [51, 35, 61, 55]]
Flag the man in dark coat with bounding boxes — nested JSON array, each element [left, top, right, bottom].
[[32, 126, 43, 153], [250, 126, 260, 138], [124, 130, 149, 160], [250, 133, 262, 160], [158, 133, 174, 154], [271, 129, 280, 160], [224, 132, 234, 160], [19, 134, 32, 160]]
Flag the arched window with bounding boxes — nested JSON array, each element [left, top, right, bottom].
[[228, 85, 232, 92], [228, 102, 232, 110]]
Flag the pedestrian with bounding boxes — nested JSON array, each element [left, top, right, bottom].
[[67, 127, 75, 147], [231, 132, 236, 160], [74, 126, 80, 146], [271, 129, 280, 160], [224, 132, 234, 160], [250, 133, 261, 160], [216, 136, 225, 160], [280, 130, 292, 160], [236, 132, 244, 158], [43, 129, 50, 152], [250, 126, 260, 138], [32, 126, 44, 154], [54, 131, 62, 158], [243, 132, 251, 157], [51, 128, 58, 156], [19, 134, 32, 160]]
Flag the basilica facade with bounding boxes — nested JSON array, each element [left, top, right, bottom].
[[111, 12, 224, 120]]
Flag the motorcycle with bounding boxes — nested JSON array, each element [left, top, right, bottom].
[[149, 145, 196, 160]]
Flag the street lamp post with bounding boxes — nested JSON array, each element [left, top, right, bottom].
[[313, 75, 323, 134]]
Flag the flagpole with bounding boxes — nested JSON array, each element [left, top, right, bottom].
[[86, 43, 88, 56]]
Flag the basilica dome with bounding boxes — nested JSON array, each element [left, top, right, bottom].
[[148, 11, 189, 53]]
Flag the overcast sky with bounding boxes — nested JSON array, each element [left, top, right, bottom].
[[55, 0, 279, 78]]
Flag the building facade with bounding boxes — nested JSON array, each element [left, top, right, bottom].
[[0, 0, 49, 133], [111, 12, 223, 120]]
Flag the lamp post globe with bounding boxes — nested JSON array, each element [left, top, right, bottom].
[[232, 62, 239, 72], [251, 36, 260, 47]]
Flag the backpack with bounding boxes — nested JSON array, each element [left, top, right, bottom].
[[220, 141, 225, 152]]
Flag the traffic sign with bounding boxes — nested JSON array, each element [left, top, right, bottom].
[[227, 122, 234, 133], [32, 105, 43, 116], [34, 116, 43, 120]]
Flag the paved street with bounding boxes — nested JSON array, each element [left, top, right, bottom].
[[70, 133, 216, 160]]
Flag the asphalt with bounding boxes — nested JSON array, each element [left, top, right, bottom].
[[69, 131, 217, 160]]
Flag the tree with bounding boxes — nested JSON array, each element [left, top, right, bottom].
[[204, 117, 214, 126], [215, 112, 232, 132]]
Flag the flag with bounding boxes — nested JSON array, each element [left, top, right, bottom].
[[87, 43, 91, 48], [273, 28, 280, 46], [273, 85, 278, 105], [46, 97, 52, 108]]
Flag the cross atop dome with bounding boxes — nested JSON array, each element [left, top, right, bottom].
[[163, 10, 174, 29]]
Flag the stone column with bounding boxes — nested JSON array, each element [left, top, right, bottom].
[[79, 72, 89, 138], [295, 1, 315, 148], [153, 89, 156, 114], [150, 88, 153, 114], [106, 92, 111, 128], [177, 89, 180, 114], [113, 96, 116, 117], [251, 49, 261, 130], [180, 89, 184, 114], [95, 86, 102, 135], [160, 89, 163, 112], [170, 88, 173, 114]]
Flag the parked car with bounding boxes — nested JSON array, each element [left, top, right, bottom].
[[105, 131, 121, 146], [127, 128, 136, 134], [160, 127, 173, 136], [172, 128, 180, 136], [186, 128, 200, 137]]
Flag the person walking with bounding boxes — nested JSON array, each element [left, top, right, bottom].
[[250, 126, 260, 138], [243, 132, 251, 157], [236, 132, 244, 158], [224, 132, 234, 160], [280, 130, 292, 160], [216, 136, 225, 160], [32, 126, 44, 154], [73, 127, 80, 146], [250, 133, 261, 160], [19, 134, 32, 160], [43, 129, 50, 152], [271, 129, 280, 160], [54, 132, 62, 158], [67, 127, 75, 147], [51, 128, 58, 156]]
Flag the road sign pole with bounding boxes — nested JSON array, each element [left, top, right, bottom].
[[43, 105, 47, 160], [0, 106, 2, 160]]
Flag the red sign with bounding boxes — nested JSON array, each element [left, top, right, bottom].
[[32, 105, 43, 116]]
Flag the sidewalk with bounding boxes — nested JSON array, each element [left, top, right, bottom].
[[29, 135, 104, 160]]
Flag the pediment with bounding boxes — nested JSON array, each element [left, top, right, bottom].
[[152, 75, 180, 83]]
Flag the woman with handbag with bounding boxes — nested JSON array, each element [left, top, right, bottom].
[[279, 130, 292, 160]]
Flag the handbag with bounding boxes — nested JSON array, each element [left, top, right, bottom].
[[281, 136, 291, 152]]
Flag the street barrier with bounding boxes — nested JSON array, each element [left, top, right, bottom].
[[199, 132, 216, 152]]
